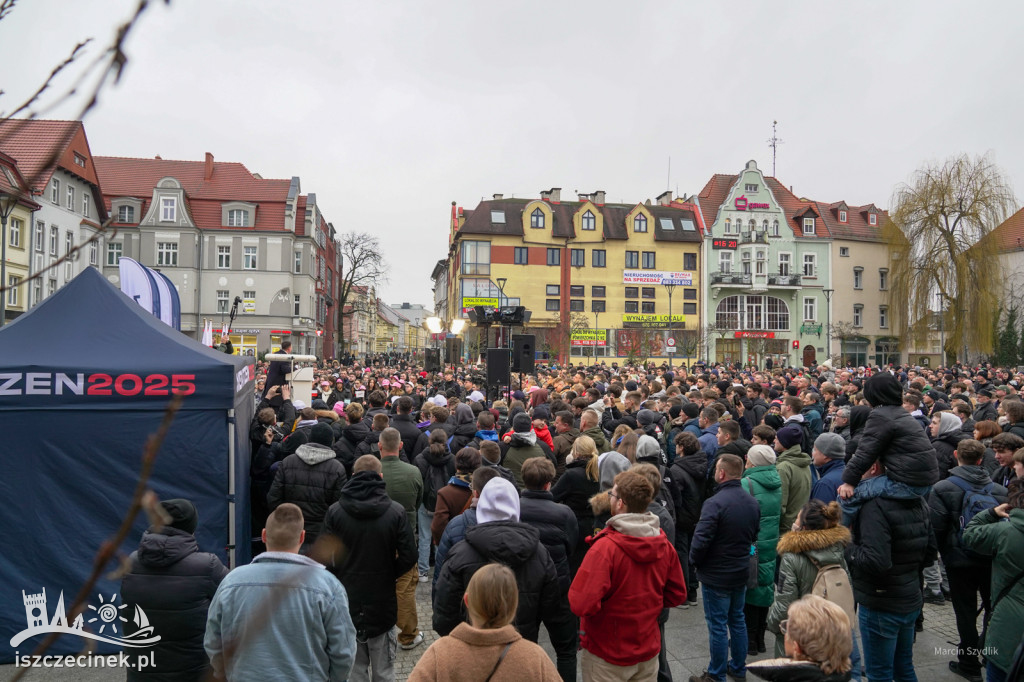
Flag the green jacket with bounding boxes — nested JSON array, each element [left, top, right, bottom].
[[583, 426, 610, 454], [767, 524, 851, 654], [742, 465, 782, 607], [963, 507, 1024, 671], [381, 456, 423, 533], [776, 445, 812, 535], [504, 443, 546, 488]]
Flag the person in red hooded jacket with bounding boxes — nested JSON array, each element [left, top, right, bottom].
[[568, 468, 687, 679]]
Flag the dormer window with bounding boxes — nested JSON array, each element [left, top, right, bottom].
[[581, 210, 595, 231], [531, 208, 545, 229], [161, 197, 177, 222], [745, 183, 758, 192], [228, 209, 249, 227], [869, 213, 877, 226], [839, 210, 847, 222], [117, 205, 134, 223], [803, 217, 815, 235], [491, 210, 505, 224], [634, 214, 647, 233]]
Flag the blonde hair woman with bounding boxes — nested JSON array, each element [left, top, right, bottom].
[[748, 594, 853, 681], [551, 435, 601, 575], [409, 564, 559, 681]]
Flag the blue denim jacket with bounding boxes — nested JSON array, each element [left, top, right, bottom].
[[205, 552, 356, 681]]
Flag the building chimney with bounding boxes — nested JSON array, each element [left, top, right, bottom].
[[578, 193, 589, 202], [493, 193, 503, 200], [656, 190, 673, 206], [549, 187, 561, 203], [204, 152, 214, 180], [592, 190, 606, 205]]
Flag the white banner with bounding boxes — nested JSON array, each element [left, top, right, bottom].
[[118, 257, 158, 317], [623, 270, 693, 286]]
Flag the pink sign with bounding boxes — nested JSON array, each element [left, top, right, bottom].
[[734, 195, 770, 211]]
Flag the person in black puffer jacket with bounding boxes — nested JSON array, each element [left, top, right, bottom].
[[392, 396, 429, 461], [267, 423, 347, 551], [121, 499, 228, 681], [334, 403, 371, 476], [323, 457, 417, 660], [433, 478, 563, 644], [447, 403, 479, 454], [413, 430, 456, 577], [550, 437, 601, 575], [669, 431, 708, 597]]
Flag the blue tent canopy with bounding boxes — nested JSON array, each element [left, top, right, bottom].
[[0, 267, 254, 662]]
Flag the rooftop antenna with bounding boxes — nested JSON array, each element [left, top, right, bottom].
[[667, 156, 671, 191], [768, 120, 784, 176]]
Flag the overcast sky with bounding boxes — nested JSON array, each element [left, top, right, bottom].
[[2, 0, 1021, 304]]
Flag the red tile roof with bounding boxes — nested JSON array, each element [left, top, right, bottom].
[[94, 155, 291, 231], [0, 119, 100, 192], [697, 172, 834, 239], [815, 201, 887, 242], [0, 152, 40, 210], [990, 206, 1024, 252]]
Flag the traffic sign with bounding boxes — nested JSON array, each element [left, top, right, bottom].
[[666, 337, 676, 347]]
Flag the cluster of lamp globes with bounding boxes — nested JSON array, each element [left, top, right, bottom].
[[424, 317, 467, 335]]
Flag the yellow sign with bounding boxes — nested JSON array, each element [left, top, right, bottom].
[[243, 298, 256, 314], [571, 329, 607, 346], [462, 297, 499, 308], [621, 314, 685, 323]]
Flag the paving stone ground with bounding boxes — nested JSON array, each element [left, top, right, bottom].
[[0, 581, 975, 681]]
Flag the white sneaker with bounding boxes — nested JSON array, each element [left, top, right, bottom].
[[400, 633, 424, 650], [418, 572, 429, 583]]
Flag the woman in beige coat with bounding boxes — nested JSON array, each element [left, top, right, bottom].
[[409, 563, 560, 682]]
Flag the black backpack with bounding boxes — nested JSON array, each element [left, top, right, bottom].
[[799, 420, 815, 456]]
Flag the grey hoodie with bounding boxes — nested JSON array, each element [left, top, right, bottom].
[[606, 511, 661, 538], [296, 442, 337, 466]]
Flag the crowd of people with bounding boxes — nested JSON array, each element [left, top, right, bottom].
[[116, 353, 1024, 682]]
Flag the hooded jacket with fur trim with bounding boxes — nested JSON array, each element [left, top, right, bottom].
[[766, 525, 851, 636]]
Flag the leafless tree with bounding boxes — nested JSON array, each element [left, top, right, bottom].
[[337, 232, 388, 354]]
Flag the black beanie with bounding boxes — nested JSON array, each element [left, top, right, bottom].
[[683, 403, 700, 419], [513, 412, 533, 433], [161, 499, 198, 534], [310, 423, 334, 446]]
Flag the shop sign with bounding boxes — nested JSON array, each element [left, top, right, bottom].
[[734, 331, 776, 339], [712, 238, 738, 249], [623, 270, 693, 286], [622, 314, 686, 329], [232, 328, 261, 334], [734, 196, 771, 211], [461, 297, 498, 312], [242, 298, 255, 314], [571, 329, 607, 346]]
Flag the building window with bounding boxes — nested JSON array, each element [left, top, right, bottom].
[[879, 269, 889, 290], [217, 290, 229, 314], [530, 208, 545, 229], [461, 240, 490, 275], [719, 251, 733, 273], [546, 299, 560, 311], [161, 197, 177, 222], [684, 252, 697, 270], [803, 253, 816, 277], [570, 299, 584, 312], [853, 304, 863, 327], [879, 306, 889, 328], [32, 279, 41, 306], [34, 221, 44, 252], [803, 297, 817, 321], [82, 194, 90, 218], [802, 217, 815, 235], [65, 232, 74, 279], [243, 246, 257, 269], [633, 214, 647, 233], [683, 302, 697, 315], [571, 248, 585, 267], [157, 242, 178, 266], [641, 301, 655, 314], [592, 286, 606, 297], [625, 301, 639, 313], [294, 294, 301, 316], [625, 287, 638, 298], [592, 299, 605, 313], [839, 210, 847, 222], [839, 246, 849, 257], [745, 183, 758, 192], [546, 285, 560, 296], [659, 218, 675, 231], [642, 287, 656, 299], [294, 251, 302, 273], [50, 178, 59, 204], [581, 210, 595, 231], [217, 246, 231, 269], [741, 250, 751, 275], [546, 248, 560, 266], [48, 278, 56, 297], [592, 249, 606, 268], [107, 242, 122, 265], [49, 226, 58, 256], [570, 285, 584, 297], [243, 290, 255, 314], [853, 267, 863, 289], [778, 252, 791, 276], [514, 247, 528, 265], [117, 205, 134, 223], [725, 218, 738, 235], [625, 251, 639, 268], [683, 288, 697, 300], [9, 218, 21, 247], [642, 251, 656, 269], [491, 210, 505, 224], [89, 241, 97, 266], [869, 213, 877, 226], [771, 220, 780, 236], [228, 209, 249, 227], [66, 185, 75, 211], [7, 275, 19, 306], [755, 249, 766, 275]]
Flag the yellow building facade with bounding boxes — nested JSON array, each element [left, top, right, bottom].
[[0, 158, 40, 324], [443, 189, 705, 365]]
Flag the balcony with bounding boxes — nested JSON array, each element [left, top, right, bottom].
[[710, 271, 752, 286], [768, 273, 802, 286], [740, 230, 770, 245]]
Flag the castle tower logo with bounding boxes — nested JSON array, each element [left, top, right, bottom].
[[10, 588, 160, 649]]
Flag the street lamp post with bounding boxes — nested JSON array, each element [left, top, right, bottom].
[[823, 288, 834, 364], [495, 277, 508, 348], [664, 282, 677, 365]]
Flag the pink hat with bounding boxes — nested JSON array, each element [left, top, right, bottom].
[[332, 402, 346, 416], [382, 380, 391, 387]]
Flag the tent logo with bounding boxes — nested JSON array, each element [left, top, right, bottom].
[[10, 588, 161, 649]]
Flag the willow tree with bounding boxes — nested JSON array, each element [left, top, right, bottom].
[[884, 154, 1016, 361]]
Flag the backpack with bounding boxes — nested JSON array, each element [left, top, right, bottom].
[[809, 557, 856, 625], [948, 476, 999, 557], [798, 420, 815, 456], [655, 465, 676, 522]]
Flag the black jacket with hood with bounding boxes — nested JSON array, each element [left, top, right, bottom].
[[391, 412, 430, 460], [843, 373, 939, 488], [334, 420, 371, 476], [669, 452, 709, 534], [267, 443, 347, 544], [413, 445, 457, 512], [518, 489, 579, 593], [928, 464, 1008, 568], [121, 528, 228, 681], [323, 472, 417, 638]]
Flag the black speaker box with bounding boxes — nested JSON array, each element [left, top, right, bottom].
[[424, 348, 441, 373], [512, 334, 535, 374], [487, 348, 511, 387]]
